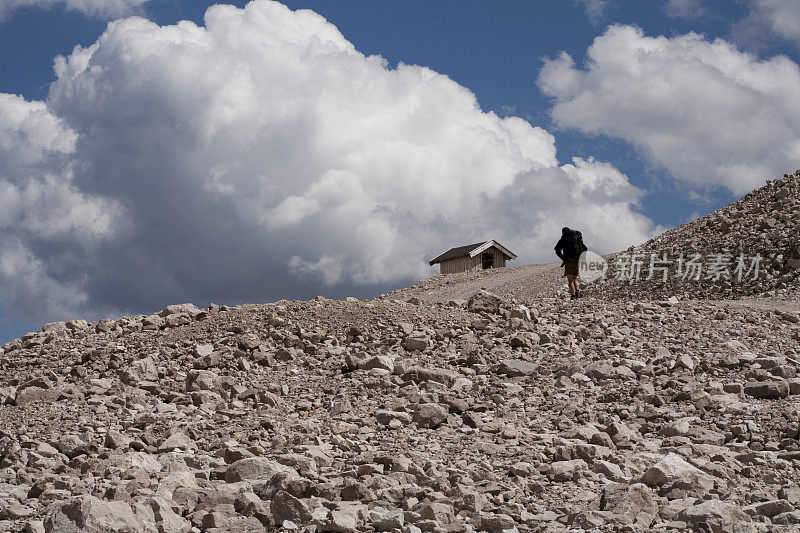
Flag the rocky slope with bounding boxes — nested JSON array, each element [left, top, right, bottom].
[[592, 170, 800, 301], [1, 171, 800, 532], [392, 171, 800, 306], [387, 263, 564, 305], [1, 290, 799, 532]]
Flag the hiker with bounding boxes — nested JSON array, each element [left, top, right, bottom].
[[554, 227, 587, 299]]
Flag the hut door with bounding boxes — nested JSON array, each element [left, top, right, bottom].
[[481, 252, 493, 270]]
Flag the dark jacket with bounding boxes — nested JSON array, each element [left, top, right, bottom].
[[555, 230, 586, 261]]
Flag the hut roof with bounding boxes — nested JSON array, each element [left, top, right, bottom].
[[429, 240, 516, 266]]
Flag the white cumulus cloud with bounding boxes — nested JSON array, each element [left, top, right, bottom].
[[0, 93, 76, 172], [0, 94, 121, 323], [0, 0, 149, 21], [0, 237, 90, 322], [754, 0, 800, 43], [733, 0, 800, 49], [574, 0, 610, 24], [1, 1, 655, 327], [538, 24, 800, 194], [0, 94, 119, 241]]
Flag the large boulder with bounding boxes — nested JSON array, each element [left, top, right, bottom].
[[185, 369, 220, 392], [224, 457, 297, 483], [510, 304, 533, 321], [370, 507, 404, 531], [744, 380, 789, 399], [320, 503, 364, 532], [497, 359, 538, 377], [467, 289, 503, 314], [402, 332, 430, 351], [158, 303, 201, 318], [374, 410, 412, 426], [600, 483, 658, 527], [678, 500, 751, 533], [105, 452, 163, 477], [120, 356, 158, 386], [271, 490, 312, 524], [641, 453, 716, 495], [141, 314, 164, 329], [418, 502, 456, 526], [157, 431, 195, 453], [55, 435, 90, 459], [44, 496, 145, 533], [0, 386, 16, 405], [480, 513, 517, 533], [402, 367, 460, 387], [743, 499, 794, 518], [359, 355, 394, 372], [550, 459, 587, 482], [131, 496, 191, 533], [413, 403, 448, 429], [14, 386, 59, 405]]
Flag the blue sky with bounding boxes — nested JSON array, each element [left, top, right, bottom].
[[1, 0, 799, 341]]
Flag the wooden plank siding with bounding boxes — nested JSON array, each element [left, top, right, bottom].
[[439, 247, 506, 274], [439, 256, 480, 274], [492, 249, 506, 268]]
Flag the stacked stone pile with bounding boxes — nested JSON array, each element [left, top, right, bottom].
[[0, 288, 799, 531], [593, 170, 800, 300]]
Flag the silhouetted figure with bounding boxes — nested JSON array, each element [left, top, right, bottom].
[[554, 227, 587, 299]]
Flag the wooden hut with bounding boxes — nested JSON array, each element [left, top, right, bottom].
[[429, 240, 516, 275]]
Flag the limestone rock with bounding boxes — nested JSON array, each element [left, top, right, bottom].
[[641, 453, 716, 495], [467, 289, 503, 314], [43, 496, 145, 533], [224, 457, 296, 483], [601, 483, 657, 526], [403, 332, 430, 352], [120, 356, 158, 385], [413, 403, 448, 429], [744, 380, 790, 399], [678, 500, 751, 533]]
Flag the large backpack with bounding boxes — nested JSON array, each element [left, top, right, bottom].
[[563, 230, 586, 260]]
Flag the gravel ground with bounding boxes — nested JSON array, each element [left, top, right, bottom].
[[1, 172, 798, 532], [2, 292, 799, 532], [703, 298, 800, 314], [387, 263, 567, 305]]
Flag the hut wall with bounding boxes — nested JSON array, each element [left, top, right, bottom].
[[440, 256, 482, 275], [480, 248, 506, 269], [491, 248, 506, 268], [437, 245, 512, 275]]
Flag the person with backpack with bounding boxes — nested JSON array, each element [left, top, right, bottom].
[[554, 227, 588, 299]]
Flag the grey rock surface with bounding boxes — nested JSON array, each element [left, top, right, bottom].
[[1, 170, 799, 532]]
